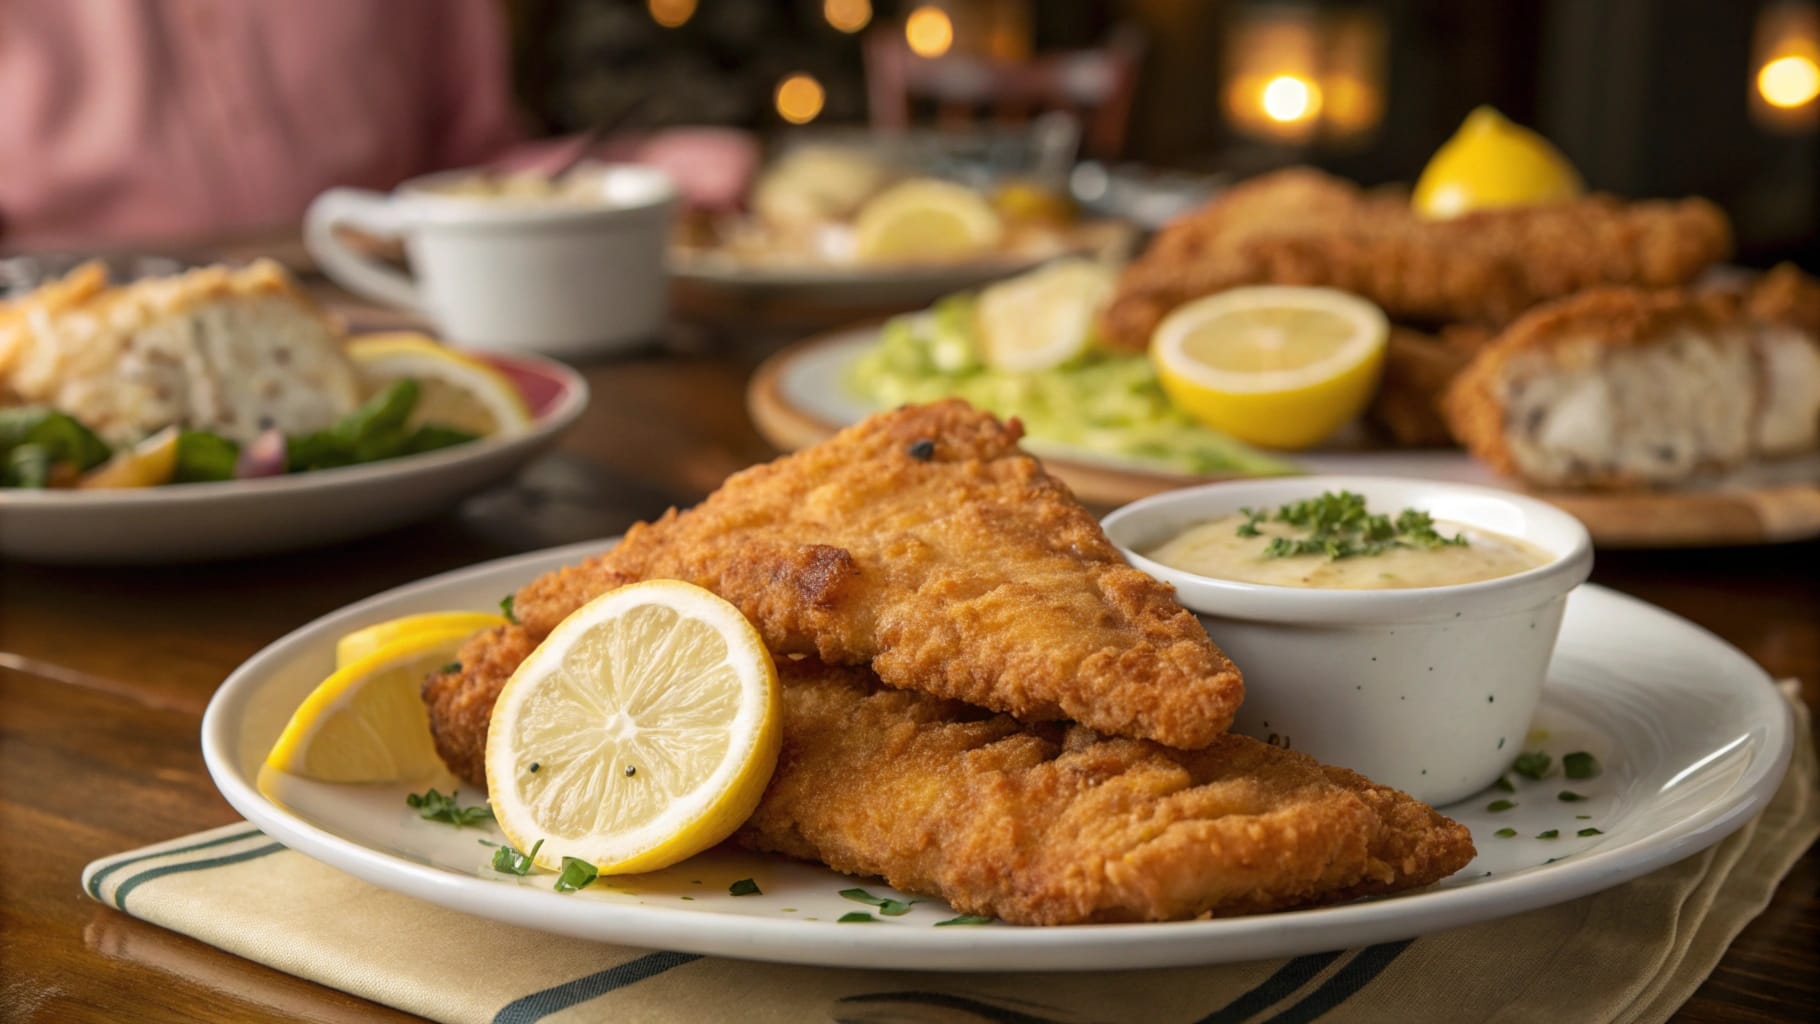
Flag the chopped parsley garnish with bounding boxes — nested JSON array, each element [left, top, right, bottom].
[[1494, 776, 1516, 794], [1558, 790, 1587, 802], [1494, 828, 1517, 838], [837, 912, 876, 923], [1563, 751, 1601, 780], [1576, 815, 1592, 820], [500, 594, 519, 624], [1245, 491, 1468, 560], [1537, 829, 1560, 840], [493, 839, 543, 876], [554, 857, 598, 892], [440, 661, 462, 675], [405, 788, 493, 827], [1577, 827, 1604, 837], [1487, 799, 1516, 812], [839, 887, 914, 916], [935, 915, 994, 926], [1512, 751, 1552, 780], [728, 878, 761, 897]]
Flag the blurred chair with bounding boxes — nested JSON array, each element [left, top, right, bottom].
[[864, 25, 1146, 160]]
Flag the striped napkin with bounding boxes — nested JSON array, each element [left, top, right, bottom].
[[84, 683, 1816, 1024]]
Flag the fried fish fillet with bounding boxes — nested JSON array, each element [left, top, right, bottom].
[[1443, 266, 1820, 489], [422, 642, 1474, 925], [510, 400, 1243, 750], [1098, 168, 1731, 351]]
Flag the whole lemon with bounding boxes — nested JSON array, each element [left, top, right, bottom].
[[1413, 106, 1583, 219]]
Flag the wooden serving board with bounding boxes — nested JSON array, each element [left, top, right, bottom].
[[748, 330, 1820, 549]]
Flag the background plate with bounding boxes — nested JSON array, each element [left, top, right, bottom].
[[747, 328, 1820, 548], [202, 543, 1793, 972]]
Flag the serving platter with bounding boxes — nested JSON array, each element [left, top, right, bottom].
[[748, 328, 1820, 548], [201, 541, 1793, 972], [0, 348, 587, 565]]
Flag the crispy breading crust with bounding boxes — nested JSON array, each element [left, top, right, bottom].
[[424, 647, 1474, 925], [1097, 168, 1731, 352], [1368, 325, 1491, 447], [514, 400, 1244, 750], [1441, 286, 1746, 487]]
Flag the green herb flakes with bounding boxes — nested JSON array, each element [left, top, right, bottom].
[[839, 887, 913, 916], [405, 788, 493, 827], [935, 915, 994, 926], [1494, 828, 1517, 838], [1563, 751, 1601, 780], [500, 594, 519, 624], [1537, 830, 1560, 840], [1248, 491, 1468, 561], [1577, 827, 1604, 837], [838, 912, 876, 923], [1487, 799, 1516, 812], [1512, 751, 1551, 780], [1493, 776, 1515, 794], [729, 878, 761, 897], [440, 661, 463, 675], [554, 857, 598, 892], [492, 839, 542, 876], [1558, 790, 1587, 802]]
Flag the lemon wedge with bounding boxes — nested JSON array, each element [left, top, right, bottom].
[[485, 580, 780, 875], [1151, 286, 1388, 450], [336, 611, 508, 669], [78, 427, 179, 489], [976, 259, 1117, 373], [347, 333, 533, 437], [266, 624, 483, 782], [1413, 106, 1583, 219], [853, 179, 1004, 263]]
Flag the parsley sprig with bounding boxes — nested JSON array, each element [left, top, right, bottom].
[[1240, 491, 1467, 560], [840, 887, 916, 916], [405, 788, 493, 828], [493, 839, 543, 876]]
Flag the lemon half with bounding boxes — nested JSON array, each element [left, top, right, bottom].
[[485, 580, 780, 875], [266, 624, 483, 783], [1152, 286, 1388, 450], [976, 259, 1117, 373], [347, 334, 533, 437], [853, 179, 1004, 263]]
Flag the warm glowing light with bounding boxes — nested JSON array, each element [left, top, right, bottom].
[[1261, 75, 1320, 123], [774, 73, 826, 125], [1759, 54, 1820, 108], [905, 5, 954, 58], [824, 0, 872, 34], [647, 0, 695, 28]]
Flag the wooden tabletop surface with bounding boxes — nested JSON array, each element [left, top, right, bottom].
[[1, 294, 1816, 1023]]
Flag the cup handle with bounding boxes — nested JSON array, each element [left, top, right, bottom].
[[303, 188, 422, 312]]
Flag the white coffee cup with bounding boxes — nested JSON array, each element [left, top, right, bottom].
[[305, 164, 676, 357]]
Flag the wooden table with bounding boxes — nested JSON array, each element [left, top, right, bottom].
[[1, 310, 1816, 1023]]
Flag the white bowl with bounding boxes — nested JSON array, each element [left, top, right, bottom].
[[1101, 476, 1594, 805]]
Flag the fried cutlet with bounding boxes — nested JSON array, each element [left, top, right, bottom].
[[1443, 266, 1820, 489], [507, 400, 1243, 750], [423, 642, 1474, 925], [1097, 168, 1731, 351], [1367, 325, 1493, 448]]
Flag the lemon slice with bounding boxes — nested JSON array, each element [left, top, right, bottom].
[[485, 580, 780, 874], [78, 427, 179, 489], [976, 259, 1117, 372], [336, 611, 509, 669], [266, 625, 482, 782], [852, 179, 1004, 263], [1152, 286, 1389, 450], [347, 333, 533, 437], [1413, 106, 1583, 219]]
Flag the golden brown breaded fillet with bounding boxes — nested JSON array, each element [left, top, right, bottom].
[[1098, 168, 1731, 351], [1443, 272, 1820, 488], [423, 646, 1473, 924], [513, 400, 1243, 750], [1367, 326, 1492, 448]]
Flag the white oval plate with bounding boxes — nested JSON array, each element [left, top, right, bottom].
[[202, 543, 1793, 972], [0, 351, 587, 565]]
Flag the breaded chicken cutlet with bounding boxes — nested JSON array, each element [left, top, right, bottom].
[[1443, 265, 1820, 489], [423, 638, 1474, 925], [506, 400, 1243, 750], [1097, 168, 1731, 352]]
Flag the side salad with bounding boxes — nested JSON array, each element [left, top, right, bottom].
[[1, 381, 476, 490], [848, 293, 1298, 477]]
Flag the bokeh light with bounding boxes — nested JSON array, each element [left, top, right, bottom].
[[1261, 75, 1321, 123], [905, 6, 954, 59], [646, 0, 696, 29], [1758, 54, 1820, 108], [824, 0, 872, 35], [774, 73, 826, 125]]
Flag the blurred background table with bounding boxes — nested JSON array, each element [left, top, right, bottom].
[[0, 263, 1816, 1023]]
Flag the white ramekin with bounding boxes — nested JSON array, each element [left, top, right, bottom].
[[1101, 476, 1594, 806]]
